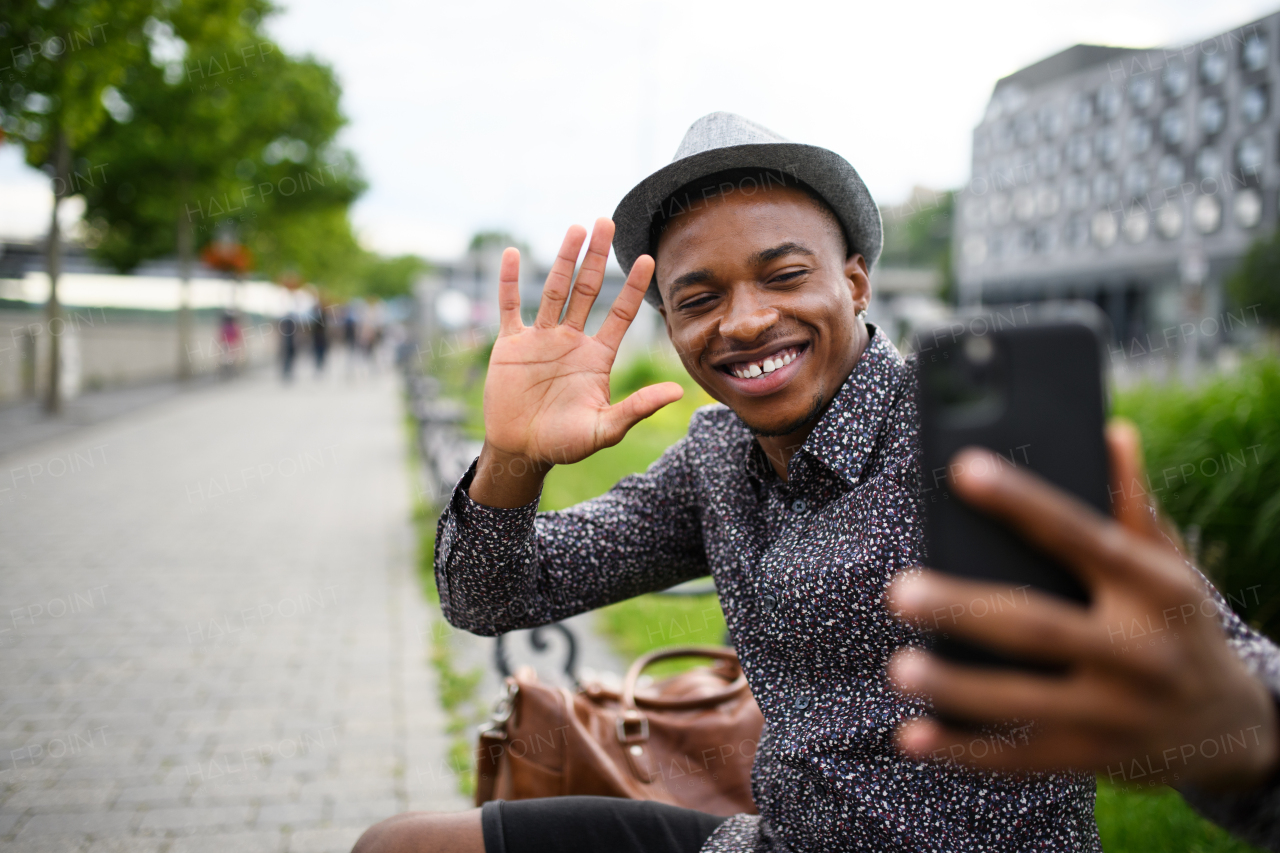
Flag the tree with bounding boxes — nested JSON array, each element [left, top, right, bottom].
[[878, 189, 956, 302], [0, 0, 151, 412], [1227, 227, 1280, 326], [78, 0, 365, 374], [360, 254, 428, 301]]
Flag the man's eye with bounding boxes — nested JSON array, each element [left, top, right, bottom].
[[772, 270, 807, 284], [679, 294, 716, 311]]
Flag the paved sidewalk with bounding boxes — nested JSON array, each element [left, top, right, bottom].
[[0, 376, 219, 462], [0, 369, 468, 853]]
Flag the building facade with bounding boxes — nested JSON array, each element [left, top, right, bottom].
[[954, 16, 1279, 352]]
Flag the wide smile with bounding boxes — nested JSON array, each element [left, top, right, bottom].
[[715, 343, 809, 397]]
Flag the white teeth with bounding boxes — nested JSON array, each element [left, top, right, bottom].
[[729, 348, 799, 379]]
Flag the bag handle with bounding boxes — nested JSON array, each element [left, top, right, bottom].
[[621, 645, 749, 712]]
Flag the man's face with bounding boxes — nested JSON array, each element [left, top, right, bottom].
[[655, 185, 871, 438]]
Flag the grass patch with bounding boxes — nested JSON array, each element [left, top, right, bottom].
[[1095, 780, 1265, 852], [405, 402, 483, 798]]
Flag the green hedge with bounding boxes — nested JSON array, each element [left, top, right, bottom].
[[1114, 358, 1280, 639]]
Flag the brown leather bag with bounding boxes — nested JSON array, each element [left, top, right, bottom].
[[474, 645, 763, 816]]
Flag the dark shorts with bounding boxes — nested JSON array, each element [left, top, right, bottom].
[[481, 796, 729, 853]]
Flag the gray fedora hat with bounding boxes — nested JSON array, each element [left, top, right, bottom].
[[611, 111, 882, 308]]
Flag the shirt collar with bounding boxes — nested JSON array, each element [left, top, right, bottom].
[[802, 324, 909, 487], [740, 325, 909, 490]]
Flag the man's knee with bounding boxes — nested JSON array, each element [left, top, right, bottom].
[[352, 809, 484, 853]]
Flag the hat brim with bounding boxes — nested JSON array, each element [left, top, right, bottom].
[[611, 142, 883, 307]]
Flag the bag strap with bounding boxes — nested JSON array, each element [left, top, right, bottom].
[[621, 645, 748, 712]]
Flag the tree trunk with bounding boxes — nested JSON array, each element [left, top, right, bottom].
[[43, 130, 71, 415], [177, 180, 194, 380]]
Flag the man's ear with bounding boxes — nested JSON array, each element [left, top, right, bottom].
[[844, 253, 872, 314]]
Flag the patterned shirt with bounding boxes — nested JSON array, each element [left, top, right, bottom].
[[435, 327, 1280, 852]]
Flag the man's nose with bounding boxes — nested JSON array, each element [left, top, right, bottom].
[[717, 287, 778, 342]]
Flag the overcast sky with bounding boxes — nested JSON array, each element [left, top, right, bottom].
[[2, 0, 1277, 264]]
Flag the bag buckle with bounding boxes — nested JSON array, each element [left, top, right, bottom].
[[616, 712, 649, 743], [480, 679, 519, 737]]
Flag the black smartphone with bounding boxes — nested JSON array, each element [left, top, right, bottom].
[[916, 303, 1111, 671]]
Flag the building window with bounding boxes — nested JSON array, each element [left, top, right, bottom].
[[1126, 118, 1153, 154], [1015, 113, 1038, 147], [1237, 134, 1266, 174], [1123, 162, 1151, 197], [989, 193, 1011, 226], [1163, 63, 1191, 99], [1066, 214, 1090, 247], [1196, 147, 1223, 180], [1201, 51, 1229, 85], [1193, 194, 1222, 233], [1036, 186, 1061, 218], [1160, 109, 1187, 147], [1093, 172, 1120, 205], [992, 120, 1014, 151], [1013, 188, 1036, 221], [1069, 93, 1094, 128], [1123, 208, 1151, 243], [1157, 154, 1185, 188], [1242, 84, 1269, 124], [1037, 144, 1061, 177], [1242, 30, 1269, 72], [1234, 188, 1263, 228], [1091, 210, 1119, 247], [1097, 84, 1123, 121], [1198, 97, 1226, 136], [1038, 105, 1063, 139], [1096, 128, 1121, 164], [1035, 224, 1058, 253], [1067, 133, 1093, 170], [1156, 203, 1184, 239], [1129, 76, 1157, 111], [1064, 176, 1090, 210]]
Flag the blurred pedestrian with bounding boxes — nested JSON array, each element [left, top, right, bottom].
[[312, 306, 329, 374], [215, 310, 243, 379], [279, 313, 298, 381]]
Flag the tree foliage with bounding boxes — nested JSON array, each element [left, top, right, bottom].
[[0, 0, 151, 165], [76, 0, 366, 293], [1227, 227, 1280, 325], [878, 189, 955, 302]]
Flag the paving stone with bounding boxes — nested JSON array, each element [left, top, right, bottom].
[[84, 838, 166, 853], [167, 830, 285, 853], [287, 826, 365, 853], [0, 374, 468, 843], [3, 833, 88, 853]]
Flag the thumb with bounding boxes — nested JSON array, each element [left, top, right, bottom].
[[1106, 419, 1161, 540], [597, 382, 684, 447]]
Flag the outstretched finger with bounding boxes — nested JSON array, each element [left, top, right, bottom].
[[595, 254, 656, 355], [498, 248, 524, 336], [596, 381, 684, 448], [895, 716, 1113, 776], [535, 225, 587, 328], [950, 448, 1186, 593], [561, 219, 615, 332], [886, 570, 1097, 666]]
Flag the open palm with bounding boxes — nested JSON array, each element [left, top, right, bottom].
[[482, 219, 683, 468]]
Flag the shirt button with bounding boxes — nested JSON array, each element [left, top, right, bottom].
[[761, 594, 777, 613], [791, 499, 808, 513], [794, 695, 810, 710]]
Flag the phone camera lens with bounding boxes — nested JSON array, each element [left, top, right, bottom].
[[963, 335, 994, 366]]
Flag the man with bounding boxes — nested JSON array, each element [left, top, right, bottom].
[[355, 113, 1280, 852]]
